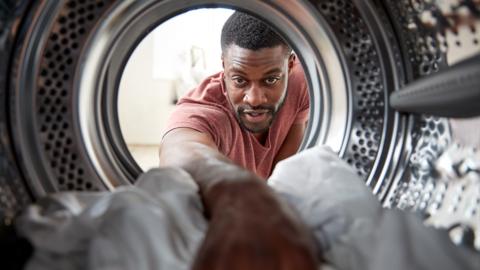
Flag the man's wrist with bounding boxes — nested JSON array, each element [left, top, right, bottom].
[[185, 158, 259, 191], [178, 154, 270, 217], [202, 177, 272, 217]]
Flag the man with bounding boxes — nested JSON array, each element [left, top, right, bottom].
[[160, 11, 309, 179], [159, 12, 317, 269]]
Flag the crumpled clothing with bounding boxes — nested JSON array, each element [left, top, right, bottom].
[[269, 145, 382, 253], [16, 146, 480, 270], [16, 167, 207, 270], [269, 145, 480, 270]]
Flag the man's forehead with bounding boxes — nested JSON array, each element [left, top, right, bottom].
[[223, 45, 289, 68]]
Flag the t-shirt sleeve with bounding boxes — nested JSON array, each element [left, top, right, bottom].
[[162, 103, 230, 149]]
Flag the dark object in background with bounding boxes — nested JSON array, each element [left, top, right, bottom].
[[390, 54, 480, 118], [0, 220, 33, 270]]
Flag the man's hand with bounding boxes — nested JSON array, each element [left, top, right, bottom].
[[160, 128, 319, 269], [192, 179, 319, 270]]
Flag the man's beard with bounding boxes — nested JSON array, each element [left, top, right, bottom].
[[236, 105, 276, 134], [235, 93, 286, 134]]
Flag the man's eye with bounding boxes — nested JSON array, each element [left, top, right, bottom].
[[232, 77, 246, 86], [265, 77, 279, 85]]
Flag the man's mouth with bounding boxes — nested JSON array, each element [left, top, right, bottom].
[[241, 109, 271, 123]]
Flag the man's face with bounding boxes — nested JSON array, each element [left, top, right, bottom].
[[223, 44, 294, 135]]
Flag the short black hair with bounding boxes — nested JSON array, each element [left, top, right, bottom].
[[221, 11, 291, 53]]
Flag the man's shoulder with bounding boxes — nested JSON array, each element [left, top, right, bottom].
[[288, 59, 307, 91], [280, 58, 309, 123], [179, 72, 227, 105], [286, 59, 308, 107], [173, 74, 232, 125]]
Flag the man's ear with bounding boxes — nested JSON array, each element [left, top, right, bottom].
[[288, 53, 296, 75], [221, 54, 225, 69]]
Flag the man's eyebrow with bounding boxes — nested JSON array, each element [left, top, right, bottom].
[[229, 67, 247, 75], [263, 68, 283, 75], [228, 67, 283, 76]]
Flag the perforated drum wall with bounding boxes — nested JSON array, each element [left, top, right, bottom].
[[317, 1, 386, 178], [35, 0, 111, 191]]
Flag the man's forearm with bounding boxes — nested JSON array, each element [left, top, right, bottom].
[[159, 138, 264, 215], [160, 140, 255, 186], [160, 130, 319, 269]]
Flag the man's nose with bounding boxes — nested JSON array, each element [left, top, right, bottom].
[[244, 85, 267, 107]]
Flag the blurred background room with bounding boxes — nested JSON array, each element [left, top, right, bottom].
[[118, 8, 234, 170]]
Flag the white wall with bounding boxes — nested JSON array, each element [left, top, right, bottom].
[[118, 33, 176, 146], [118, 8, 233, 170]]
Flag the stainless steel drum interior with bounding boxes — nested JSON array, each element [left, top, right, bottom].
[[0, 0, 479, 249]]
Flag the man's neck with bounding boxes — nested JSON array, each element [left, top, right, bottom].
[[253, 131, 269, 145]]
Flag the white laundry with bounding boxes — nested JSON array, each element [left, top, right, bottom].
[[16, 146, 480, 270], [16, 168, 207, 270], [270, 146, 480, 270]]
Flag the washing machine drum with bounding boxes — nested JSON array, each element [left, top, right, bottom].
[[1, 0, 480, 249]]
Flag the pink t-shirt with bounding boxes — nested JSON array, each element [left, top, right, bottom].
[[164, 60, 309, 179]]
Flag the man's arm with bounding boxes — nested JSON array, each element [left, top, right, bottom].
[[159, 127, 254, 203], [159, 127, 301, 216], [159, 127, 319, 269]]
